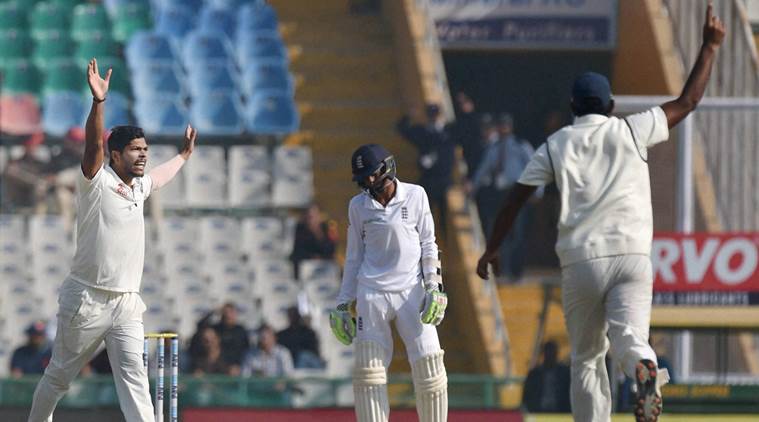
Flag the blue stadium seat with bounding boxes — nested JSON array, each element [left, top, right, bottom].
[[198, 6, 237, 41], [244, 91, 299, 135], [42, 92, 85, 136], [238, 3, 278, 34], [134, 97, 188, 136], [151, 0, 204, 13], [181, 30, 233, 68], [190, 93, 244, 136], [207, 0, 262, 10], [154, 6, 195, 42], [241, 62, 293, 97], [126, 32, 176, 68], [131, 63, 185, 99], [236, 33, 287, 68], [81, 91, 132, 128], [187, 63, 237, 97]]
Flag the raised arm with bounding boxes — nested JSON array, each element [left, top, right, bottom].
[[82, 58, 111, 179], [476, 183, 537, 279], [148, 124, 198, 191], [661, 2, 725, 129]]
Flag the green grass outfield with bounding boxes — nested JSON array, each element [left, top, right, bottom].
[[528, 415, 758, 422]]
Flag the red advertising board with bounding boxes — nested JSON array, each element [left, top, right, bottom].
[[652, 233, 759, 292], [183, 408, 524, 422]]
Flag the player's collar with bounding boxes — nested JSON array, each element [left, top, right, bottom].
[[573, 113, 609, 126]]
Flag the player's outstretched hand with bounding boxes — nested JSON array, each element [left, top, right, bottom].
[[87, 58, 111, 102], [703, 2, 725, 48], [180, 124, 198, 160], [476, 250, 500, 280]]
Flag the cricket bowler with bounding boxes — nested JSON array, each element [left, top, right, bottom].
[[476, 4, 725, 421], [28, 59, 197, 422]]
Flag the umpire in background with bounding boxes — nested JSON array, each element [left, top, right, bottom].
[[396, 104, 456, 231], [477, 4, 725, 421]]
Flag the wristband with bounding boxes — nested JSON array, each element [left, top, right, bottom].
[[93, 96, 106, 103]]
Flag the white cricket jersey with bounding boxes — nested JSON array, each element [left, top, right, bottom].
[[337, 180, 439, 303], [518, 107, 669, 266], [68, 165, 153, 292]]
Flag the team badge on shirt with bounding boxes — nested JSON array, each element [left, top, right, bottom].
[[115, 183, 130, 199], [402, 207, 408, 220]]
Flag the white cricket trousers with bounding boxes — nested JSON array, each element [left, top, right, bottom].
[[356, 282, 441, 366], [28, 278, 155, 422], [561, 254, 658, 422]]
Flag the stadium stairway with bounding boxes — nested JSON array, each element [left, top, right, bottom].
[[272, 0, 418, 236]]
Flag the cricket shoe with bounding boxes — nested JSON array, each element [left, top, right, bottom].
[[633, 359, 669, 422]]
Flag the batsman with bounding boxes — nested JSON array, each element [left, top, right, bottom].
[[330, 144, 449, 422]]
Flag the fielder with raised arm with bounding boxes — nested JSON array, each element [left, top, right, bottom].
[[476, 4, 725, 422], [330, 144, 448, 422], [28, 59, 197, 422]]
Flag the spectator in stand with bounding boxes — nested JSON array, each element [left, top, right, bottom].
[[242, 324, 293, 378], [189, 327, 232, 376], [2, 133, 49, 212], [290, 203, 338, 279], [465, 113, 499, 236], [522, 340, 571, 413], [46, 127, 87, 230], [451, 92, 484, 180], [10, 321, 53, 378], [212, 303, 250, 374], [276, 306, 323, 369], [469, 113, 538, 282], [396, 103, 456, 230]]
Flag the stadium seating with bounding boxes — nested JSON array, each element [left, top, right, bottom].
[[133, 97, 189, 136], [1, 61, 40, 97], [110, 2, 151, 42], [0, 2, 26, 32], [81, 91, 132, 128], [126, 32, 177, 68], [199, 215, 242, 262], [198, 5, 236, 41], [131, 62, 185, 99], [41, 61, 82, 97], [186, 62, 238, 97], [0, 30, 32, 70], [189, 93, 245, 136], [244, 91, 299, 135], [241, 62, 293, 96], [236, 34, 288, 68], [32, 32, 75, 71], [238, 3, 279, 34], [42, 91, 85, 136], [74, 35, 120, 67], [184, 145, 227, 206], [181, 30, 234, 67], [71, 3, 110, 41], [29, 2, 68, 40], [153, 6, 195, 42]]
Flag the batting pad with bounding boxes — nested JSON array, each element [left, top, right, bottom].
[[353, 341, 389, 422], [412, 351, 448, 422]]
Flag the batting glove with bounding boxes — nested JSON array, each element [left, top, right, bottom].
[[329, 302, 356, 346]]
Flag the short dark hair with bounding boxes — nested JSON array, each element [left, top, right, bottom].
[[108, 125, 145, 153], [572, 97, 610, 117]]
